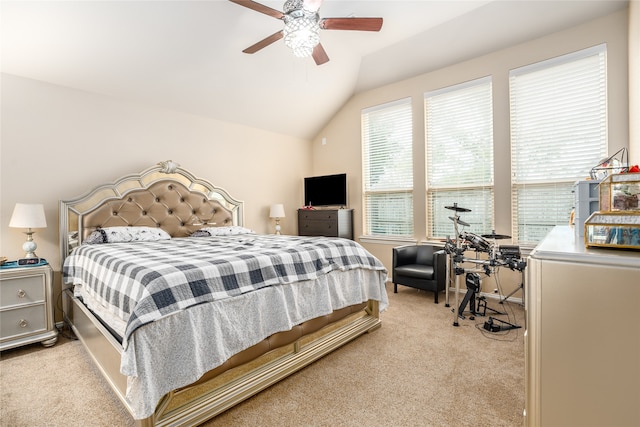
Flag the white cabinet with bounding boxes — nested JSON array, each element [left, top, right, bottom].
[[0, 264, 58, 351], [525, 226, 640, 427]]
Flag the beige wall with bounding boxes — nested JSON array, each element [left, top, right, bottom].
[[0, 8, 632, 311], [0, 74, 311, 271], [312, 9, 630, 295], [630, 0, 640, 165]]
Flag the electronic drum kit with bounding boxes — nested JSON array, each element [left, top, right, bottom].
[[443, 203, 526, 329], [445, 202, 519, 258]]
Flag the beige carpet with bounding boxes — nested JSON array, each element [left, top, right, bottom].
[[0, 283, 524, 427]]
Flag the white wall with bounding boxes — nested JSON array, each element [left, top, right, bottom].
[[0, 74, 311, 272], [312, 9, 630, 294]]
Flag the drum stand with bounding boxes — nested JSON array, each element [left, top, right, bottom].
[[457, 272, 481, 319], [443, 206, 526, 329], [443, 203, 470, 314], [443, 204, 507, 326], [499, 269, 526, 307], [445, 205, 468, 326], [454, 268, 506, 322]]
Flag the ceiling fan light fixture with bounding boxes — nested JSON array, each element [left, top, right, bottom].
[[231, 0, 382, 65], [283, 11, 320, 58]]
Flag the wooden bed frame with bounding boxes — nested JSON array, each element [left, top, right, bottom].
[[59, 161, 383, 427]]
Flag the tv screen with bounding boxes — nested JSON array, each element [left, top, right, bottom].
[[304, 173, 347, 207]]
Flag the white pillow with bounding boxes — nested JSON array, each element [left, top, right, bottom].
[[192, 226, 255, 237], [84, 226, 171, 244]]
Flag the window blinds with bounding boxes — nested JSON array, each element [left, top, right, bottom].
[[361, 98, 413, 237], [425, 77, 494, 238], [510, 44, 607, 244]]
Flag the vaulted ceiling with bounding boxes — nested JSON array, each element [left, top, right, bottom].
[[1, 1, 627, 140]]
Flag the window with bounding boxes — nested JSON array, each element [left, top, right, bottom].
[[510, 44, 607, 244], [361, 98, 413, 237], [425, 77, 494, 239]]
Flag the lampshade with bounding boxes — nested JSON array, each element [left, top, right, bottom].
[[269, 204, 286, 219], [9, 203, 47, 229], [10, 203, 47, 258]]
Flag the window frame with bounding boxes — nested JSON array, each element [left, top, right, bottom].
[[425, 76, 495, 240], [509, 44, 608, 245], [361, 97, 414, 239]]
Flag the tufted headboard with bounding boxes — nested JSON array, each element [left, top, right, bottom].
[[60, 161, 244, 263]]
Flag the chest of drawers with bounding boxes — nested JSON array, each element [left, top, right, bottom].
[[298, 209, 353, 239], [0, 264, 58, 351]]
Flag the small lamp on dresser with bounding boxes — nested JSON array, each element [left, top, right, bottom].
[[269, 204, 285, 235], [9, 203, 47, 258]]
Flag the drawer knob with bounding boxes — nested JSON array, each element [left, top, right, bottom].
[[19, 319, 28, 328], [17, 289, 26, 298]]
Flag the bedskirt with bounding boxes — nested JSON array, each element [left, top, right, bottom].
[[68, 268, 388, 419]]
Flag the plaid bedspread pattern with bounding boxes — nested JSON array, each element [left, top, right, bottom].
[[63, 234, 386, 347]]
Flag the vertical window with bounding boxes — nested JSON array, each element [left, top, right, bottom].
[[510, 44, 607, 244], [425, 77, 494, 239], [362, 98, 413, 237]]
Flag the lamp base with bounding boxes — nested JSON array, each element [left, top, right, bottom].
[[22, 231, 38, 258]]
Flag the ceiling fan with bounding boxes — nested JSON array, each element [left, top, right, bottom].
[[229, 0, 383, 65]]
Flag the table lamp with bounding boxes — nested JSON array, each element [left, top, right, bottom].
[[9, 203, 47, 258], [269, 204, 285, 235]]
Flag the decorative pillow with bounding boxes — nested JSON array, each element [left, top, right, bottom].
[[83, 226, 171, 244], [191, 226, 255, 237], [83, 229, 109, 244], [190, 229, 213, 238]]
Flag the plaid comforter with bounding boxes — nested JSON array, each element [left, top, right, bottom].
[[63, 234, 386, 347]]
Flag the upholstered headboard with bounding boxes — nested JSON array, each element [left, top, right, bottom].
[[60, 161, 244, 262]]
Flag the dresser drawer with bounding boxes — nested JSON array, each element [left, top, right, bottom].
[[0, 274, 45, 306], [0, 305, 47, 339], [298, 210, 338, 221], [298, 209, 353, 239], [299, 221, 338, 236]]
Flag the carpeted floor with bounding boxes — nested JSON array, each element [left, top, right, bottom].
[[0, 283, 525, 426]]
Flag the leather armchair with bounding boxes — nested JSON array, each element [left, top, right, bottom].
[[392, 244, 447, 303]]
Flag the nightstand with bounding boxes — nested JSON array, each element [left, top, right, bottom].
[[0, 264, 58, 351]]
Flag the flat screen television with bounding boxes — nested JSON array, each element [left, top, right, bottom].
[[304, 173, 347, 207]]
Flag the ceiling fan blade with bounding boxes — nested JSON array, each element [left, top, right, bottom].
[[242, 30, 284, 54], [320, 17, 383, 32], [229, 0, 284, 20], [312, 43, 329, 65]]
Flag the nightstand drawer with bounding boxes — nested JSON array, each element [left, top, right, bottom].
[[0, 275, 45, 306], [0, 264, 57, 351], [0, 305, 47, 339]]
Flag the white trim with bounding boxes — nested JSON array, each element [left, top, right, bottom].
[[361, 96, 412, 114], [358, 235, 417, 246], [424, 75, 492, 98], [509, 43, 606, 77]]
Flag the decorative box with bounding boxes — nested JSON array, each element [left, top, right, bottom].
[[598, 172, 640, 212], [584, 212, 640, 249]]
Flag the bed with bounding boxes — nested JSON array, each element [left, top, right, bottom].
[[59, 161, 388, 427]]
